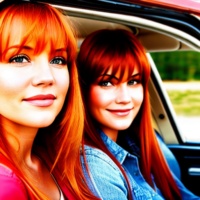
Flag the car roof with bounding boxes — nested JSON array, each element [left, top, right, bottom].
[[1, 0, 199, 52], [46, 0, 199, 51]]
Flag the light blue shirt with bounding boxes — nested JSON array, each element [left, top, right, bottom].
[[81, 129, 200, 200]]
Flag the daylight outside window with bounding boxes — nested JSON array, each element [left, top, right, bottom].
[[151, 51, 200, 142]]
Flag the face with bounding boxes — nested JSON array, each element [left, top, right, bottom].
[[87, 66, 144, 136], [0, 40, 69, 128]]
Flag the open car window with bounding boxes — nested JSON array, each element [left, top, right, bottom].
[[151, 51, 200, 142]]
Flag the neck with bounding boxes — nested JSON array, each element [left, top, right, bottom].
[[1, 116, 39, 168], [100, 125, 118, 142]]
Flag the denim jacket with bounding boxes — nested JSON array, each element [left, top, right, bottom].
[[81, 130, 200, 200]]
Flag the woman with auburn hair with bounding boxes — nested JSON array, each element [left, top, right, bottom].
[[0, 1, 99, 199], [78, 29, 199, 200]]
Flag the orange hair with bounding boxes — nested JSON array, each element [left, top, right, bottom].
[[78, 29, 182, 200], [0, 2, 98, 200]]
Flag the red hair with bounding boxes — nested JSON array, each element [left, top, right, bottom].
[[78, 29, 182, 200], [0, 2, 98, 200]]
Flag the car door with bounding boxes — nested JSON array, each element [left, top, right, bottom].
[[149, 49, 200, 196]]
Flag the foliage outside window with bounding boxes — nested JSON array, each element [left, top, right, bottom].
[[151, 51, 200, 142]]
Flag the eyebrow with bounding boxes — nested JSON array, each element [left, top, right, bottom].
[[6, 46, 67, 52], [100, 73, 141, 80], [100, 74, 119, 80], [6, 45, 33, 51], [55, 48, 67, 52], [131, 73, 141, 78]]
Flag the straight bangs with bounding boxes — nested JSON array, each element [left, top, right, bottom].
[[92, 44, 143, 84], [78, 29, 150, 88], [0, 3, 76, 63]]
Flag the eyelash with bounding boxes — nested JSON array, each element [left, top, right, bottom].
[[99, 79, 141, 87], [9, 54, 30, 63], [50, 57, 66, 65], [9, 55, 66, 65], [98, 81, 113, 87], [128, 79, 140, 85]]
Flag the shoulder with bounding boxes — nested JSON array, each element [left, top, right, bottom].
[[82, 145, 127, 186], [81, 145, 128, 199], [83, 145, 121, 171], [0, 164, 28, 200]]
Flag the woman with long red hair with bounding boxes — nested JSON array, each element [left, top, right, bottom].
[[0, 1, 99, 199], [78, 29, 199, 200]]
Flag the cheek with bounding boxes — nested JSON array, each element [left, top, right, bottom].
[[0, 67, 30, 99], [131, 86, 144, 106], [54, 68, 70, 96], [88, 86, 113, 110]]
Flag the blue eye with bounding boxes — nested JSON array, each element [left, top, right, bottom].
[[99, 81, 112, 87], [50, 57, 66, 65], [9, 54, 30, 63], [128, 79, 139, 85]]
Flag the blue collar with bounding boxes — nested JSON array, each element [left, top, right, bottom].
[[97, 129, 140, 164]]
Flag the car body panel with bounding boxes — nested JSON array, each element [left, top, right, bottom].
[[123, 0, 200, 15]]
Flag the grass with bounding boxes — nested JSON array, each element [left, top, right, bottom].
[[167, 90, 200, 116]]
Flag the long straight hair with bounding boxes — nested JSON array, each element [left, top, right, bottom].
[[0, 2, 98, 200], [78, 29, 182, 200]]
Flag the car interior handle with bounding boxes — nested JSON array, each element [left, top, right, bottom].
[[188, 167, 200, 176]]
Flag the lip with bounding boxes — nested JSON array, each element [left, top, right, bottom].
[[23, 94, 56, 107], [106, 108, 133, 116]]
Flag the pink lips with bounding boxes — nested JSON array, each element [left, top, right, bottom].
[[107, 108, 132, 117], [23, 94, 56, 107]]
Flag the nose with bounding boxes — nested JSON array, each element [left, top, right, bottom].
[[115, 83, 131, 104], [32, 56, 55, 87]]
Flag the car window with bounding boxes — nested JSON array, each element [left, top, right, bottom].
[[151, 51, 200, 142]]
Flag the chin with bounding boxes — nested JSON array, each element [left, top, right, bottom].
[[21, 116, 56, 128], [35, 121, 54, 128], [111, 121, 133, 131], [116, 125, 132, 131], [36, 119, 56, 128], [21, 111, 60, 128]]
